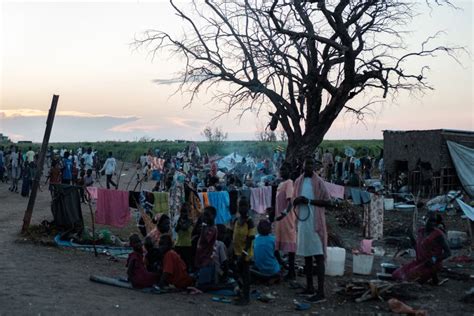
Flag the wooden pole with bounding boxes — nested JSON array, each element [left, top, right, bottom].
[[22, 95, 59, 233], [115, 161, 125, 189], [86, 191, 98, 257]]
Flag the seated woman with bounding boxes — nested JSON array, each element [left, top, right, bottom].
[[392, 214, 451, 284], [252, 219, 281, 283], [158, 234, 194, 290], [126, 234, 160, 289], [144, 236, 162, 273], [147, 214, 171, 247], [175, 203, 194, 271], [194, 208, 218, 290]]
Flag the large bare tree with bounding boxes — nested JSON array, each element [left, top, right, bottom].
[[136, 0, 462, 164]]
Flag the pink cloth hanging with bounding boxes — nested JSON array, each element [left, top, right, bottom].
[[323, 181, 345, 199], [360, 239, 373, 254], [96, 189, 130, 228], [86, 186, 98, 200]]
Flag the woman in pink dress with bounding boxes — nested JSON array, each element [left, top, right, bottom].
[[274, 163, 296, 279]]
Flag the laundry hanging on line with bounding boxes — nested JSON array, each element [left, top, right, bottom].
[[96, 189, 130, 228]]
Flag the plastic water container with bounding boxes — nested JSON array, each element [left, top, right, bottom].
[[384, 198, 394, 211], [447, 231, 467, 249], [325, 247, 346, 276], [353, 253, 374, 275]]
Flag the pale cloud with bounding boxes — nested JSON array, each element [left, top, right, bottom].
[[0, 109, 137, 119], [109, 121, 162, 132], [166, 117, 205, 129], [6, 133, 26, 142]]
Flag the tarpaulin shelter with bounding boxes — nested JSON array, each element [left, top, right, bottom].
[[217, 153, 243, 170], [447, 141, 474, 198]]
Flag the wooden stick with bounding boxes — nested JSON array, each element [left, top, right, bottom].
[[85, 190, 98, 257], [116, 161, 125, 189], [22, 95, 59, 233], [413, 191, 420, 240], [125, 169, 137, 191]]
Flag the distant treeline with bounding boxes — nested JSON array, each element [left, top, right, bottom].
[[6, 139, 383, 163]]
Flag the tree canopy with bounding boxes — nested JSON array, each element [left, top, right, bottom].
[[136, 0, 463, 163]]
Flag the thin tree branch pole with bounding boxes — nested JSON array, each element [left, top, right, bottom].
[[85, 191, 98, 257], [22, 95, 59, 234], [115, 161, 125, 189]]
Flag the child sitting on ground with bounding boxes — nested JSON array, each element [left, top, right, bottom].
[[158, 234, 194, 290], [252, 219, 281, 282], [175, 203, 194, 271], [126, 234, 160, 289]]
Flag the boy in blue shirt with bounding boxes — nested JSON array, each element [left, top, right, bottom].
[[253, 219, 281, 278]]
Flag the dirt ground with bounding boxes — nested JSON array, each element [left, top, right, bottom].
[[1, 164, 473, 315]]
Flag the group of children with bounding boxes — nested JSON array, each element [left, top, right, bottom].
[[45, 154, 95, 202], [127, 197, 281, 305]]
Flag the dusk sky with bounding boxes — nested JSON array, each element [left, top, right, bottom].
[[1, 0, 472, 143]]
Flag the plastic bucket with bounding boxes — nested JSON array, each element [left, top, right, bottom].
[[325, 247, 346, 276], [384, 198, 394, 211], [353, 253, 374, 275]]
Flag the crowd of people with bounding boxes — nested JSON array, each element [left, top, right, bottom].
[[121, 145, 449, 305], [125, 154, 337, 305], [0, 145, 39, 196], [0, 142, 453, 306], [0, 145, 115, 200]]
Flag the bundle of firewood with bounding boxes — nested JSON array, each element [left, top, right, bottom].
[[334, 279, 422, 303]]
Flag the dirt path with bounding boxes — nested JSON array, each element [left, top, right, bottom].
[[0, 167, 472, 315]]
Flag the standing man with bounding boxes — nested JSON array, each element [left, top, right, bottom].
[[46, 146, 53, 168], [322, 149, 334, 181], [0, 146, 4, 182], [61, 151, 73, 185], [100, 151, 117, 189], [292, 156, 333, 303], [81, 147, 94, 171], [9, 146, 21, 192], [25, 146, 35, 163]]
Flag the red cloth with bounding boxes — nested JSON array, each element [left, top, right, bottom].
[[392, 228, 445, 282], [96, 189, 130, 228], [163, 250, 194, 289], [293, 172, 330, 258], [126, 252, 159, 288]]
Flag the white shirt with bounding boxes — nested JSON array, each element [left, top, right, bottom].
[[100, 157, 116, 175], [82, 152, 94, 170], [10, 152, 19, 168], [26, 150, 35, 163]]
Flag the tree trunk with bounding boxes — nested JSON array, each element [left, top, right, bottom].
[[285, 132, 324, 168], [285, 116, 334, 170]]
